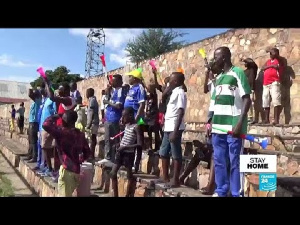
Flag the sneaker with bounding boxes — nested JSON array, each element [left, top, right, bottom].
[[33, 166, 40, 171], [212, 193, 219, 197], [37, 167, 48, 175], [97, 159, 114, 168], [51, 173, 59, 183], [41, 169, 52, 177]]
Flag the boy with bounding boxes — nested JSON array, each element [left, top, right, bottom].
[[86, 88, 100, 161], [261, 48, 286, 125], [17, 102, 25, 134], [241, 58, 258, 124], [10, 105, 16, 132], [45, 81, 76, 180], [145, 84, 160, 153], [42, 111, 91, 197], [74, 96, 87, 132], [109, 107, 142, 197], [159, 72, 187, 187], [179, 60, 221, 195], [100, 89, 107, 123], [70, 82, 81, 102], [37, 86, 57, 174], [124, 69, 146, 172], [25, 89, 42, 163], [99, 74, 125, 166]]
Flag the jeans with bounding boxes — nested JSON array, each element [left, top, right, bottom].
[[159, 130, 183, 161], [212, 133, 243, 197], [28, 122, 39, 160], [104, 121, 120, 162]]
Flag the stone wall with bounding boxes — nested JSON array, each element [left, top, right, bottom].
[[77, 28, 300, 124], [1, 28, 300, 124]]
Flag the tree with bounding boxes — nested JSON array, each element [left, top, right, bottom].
[[125, 29, 187, 65], [30, 66, 83, 89]]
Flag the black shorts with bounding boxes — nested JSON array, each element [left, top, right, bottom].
[[115, 151, 135, 169], [18, 116, 24, 128]]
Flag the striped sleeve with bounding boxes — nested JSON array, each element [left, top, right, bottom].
[[233, 67, 251, 97]]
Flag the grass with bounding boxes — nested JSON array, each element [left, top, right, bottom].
[[0, 172, 14, 197]]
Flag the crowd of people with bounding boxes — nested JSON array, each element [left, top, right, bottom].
[[7, 45, 286, 197]]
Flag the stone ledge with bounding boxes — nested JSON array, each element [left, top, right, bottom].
[[0, 143, 20, 167]]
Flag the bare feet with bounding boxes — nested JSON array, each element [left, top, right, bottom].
[[179, 175, 185, 185]]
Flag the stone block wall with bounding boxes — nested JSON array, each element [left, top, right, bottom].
[[1, 28, 300, 124], [77, 28, 300, 124]]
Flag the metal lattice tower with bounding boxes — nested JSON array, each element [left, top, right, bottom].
[[84, 28, 105, 78]]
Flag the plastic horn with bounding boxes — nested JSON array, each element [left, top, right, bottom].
[[110, 118, 146, 140], [36, 67, 55, 92], [198, 48, 209, 66], [149, 60, 156, 70], [37, 67, 47, 79], [110, 131, 124, 140], [149, 60, 164, 85], [212, 126, 269, 149]]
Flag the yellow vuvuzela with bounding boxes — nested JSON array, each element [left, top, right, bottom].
[[198, 48, 206, 59]]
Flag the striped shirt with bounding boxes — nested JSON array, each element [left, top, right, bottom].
[[120, 124, 137, 153], [211, 66, 251, 135]]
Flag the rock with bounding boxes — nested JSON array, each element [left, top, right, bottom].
[[251, 29, 260, 34], [274, 127, 284, 136], [272, 137, 287, 152], [268, 37, 277, 45], [292, 145, 300, 153], [188, 50, 194, 58], [279, 155, 289, 166], [287, 161, 299, 176], [265, 145, 276, 151], [277, 167, 285, 175], [244, 140, 251, 148], [292, 126, 300, 134], [269, 29, 278, 34], [285, 127, 293, 134], [246, 40, 251, 45], [248, 129, 258, 134], [240, 39, 246, 46]]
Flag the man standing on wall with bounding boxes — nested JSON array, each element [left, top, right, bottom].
[[241, 58, 258, 124], [261, 48, 286, 125], [25, 89, 42, 163], [86, 88, 100, 161], [159, 72, 187, 187], [124, 69, 147, 172], [45, 82, 76, 180], [70, 82, 81, 102], [211, 47, 251, 197], [98, 74, 125, 167]]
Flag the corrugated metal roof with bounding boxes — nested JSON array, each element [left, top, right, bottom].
[[0, 97, 28, 104]]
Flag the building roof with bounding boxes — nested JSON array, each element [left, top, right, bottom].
[[0, 97, 28, 104]]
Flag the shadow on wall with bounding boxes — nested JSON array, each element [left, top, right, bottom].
[[281, 57, 295, 124], [254, 57, 295, 124]]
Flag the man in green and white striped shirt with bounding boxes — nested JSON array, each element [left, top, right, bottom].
[[211, 47, 251, 197]]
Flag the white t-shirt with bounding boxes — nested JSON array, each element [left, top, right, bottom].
[[207, 79, 215, 112], [100, 95, 107, 110], [164, 86, 187, 132]]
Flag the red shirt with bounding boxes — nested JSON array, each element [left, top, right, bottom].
[[56, 97, 75, 126], [263, 59, 284, 85], [43, 116, 91, 174]]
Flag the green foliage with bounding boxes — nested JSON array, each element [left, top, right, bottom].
[[125, 29, 187, 65], [0, 173, 14, 197], [30, 66, 83, 89]]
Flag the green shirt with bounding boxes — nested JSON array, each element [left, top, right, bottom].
[[211, 66, 251, 134]]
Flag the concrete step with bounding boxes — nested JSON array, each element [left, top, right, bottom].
[[0, 131, 207, 197]]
